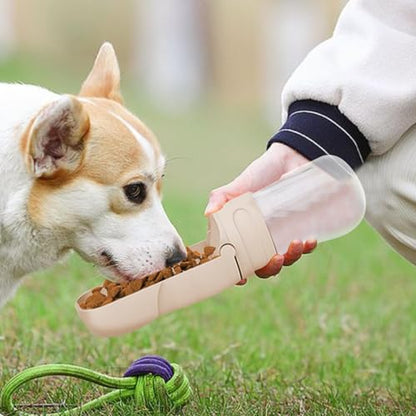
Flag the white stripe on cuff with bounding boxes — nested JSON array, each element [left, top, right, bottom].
[[278, 128, 330, 156], [289, 110, 364, 163], [278, 128, 352, 174]]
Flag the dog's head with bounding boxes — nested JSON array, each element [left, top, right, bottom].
[[22, 43, 186, 281]]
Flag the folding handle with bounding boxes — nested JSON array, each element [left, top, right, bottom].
[[207, 193, 276, 279]]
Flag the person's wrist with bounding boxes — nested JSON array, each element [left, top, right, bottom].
[[268, 142, 310, 173]]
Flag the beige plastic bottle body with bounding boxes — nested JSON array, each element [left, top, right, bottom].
[[252, 155, 366, 254]]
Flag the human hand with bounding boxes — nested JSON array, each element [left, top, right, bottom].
[[204, 143, 317, 282]]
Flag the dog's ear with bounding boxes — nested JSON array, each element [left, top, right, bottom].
[[79, 42, 123, 103], [25, 95, 90, 179]]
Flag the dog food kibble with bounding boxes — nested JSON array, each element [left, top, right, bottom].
[[79, 246, 217, 309]]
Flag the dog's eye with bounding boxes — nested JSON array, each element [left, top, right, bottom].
[[123, 182, 147, 204]]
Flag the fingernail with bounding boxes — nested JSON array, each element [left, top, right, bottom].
[[204, 203, 215, 216], [204, 201, 220, 216]]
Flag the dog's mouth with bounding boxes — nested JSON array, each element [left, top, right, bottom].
[[100, 250, 137, 282], [101, 250, 117, 267]]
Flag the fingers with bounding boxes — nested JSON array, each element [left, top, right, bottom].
[[283, 240, 304, 266], [251, 239, 318, 283], [282, 239, 317, 265], [204, 183, 240, 216], [204, 189, 228, 216], [204, 147, 287, 216], [205, 145, 311, 217], [303, 239, 317, 254], [255, 254, 284, 278]]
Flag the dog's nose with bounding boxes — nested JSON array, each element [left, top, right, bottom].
[[165, 246, 187, 267]]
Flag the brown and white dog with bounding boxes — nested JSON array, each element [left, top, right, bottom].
[[0, 43, 186, 308]]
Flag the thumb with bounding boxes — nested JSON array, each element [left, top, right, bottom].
[[204, 144, 308, 217], [204, 153, 276, 216], [204, 185, 234, 216], [204, 147, 288, 216]]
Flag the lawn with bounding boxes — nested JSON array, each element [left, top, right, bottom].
[[1, 56, 416, 415]]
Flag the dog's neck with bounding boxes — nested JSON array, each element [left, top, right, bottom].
[[0, 84, 70, 305]]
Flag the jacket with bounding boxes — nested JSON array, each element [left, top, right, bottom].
[[269, 0, 416, 169]]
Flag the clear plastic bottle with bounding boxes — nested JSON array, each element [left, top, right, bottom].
[[253, 155, 366, 254]]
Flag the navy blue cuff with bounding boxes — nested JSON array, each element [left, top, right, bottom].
[[267, 100, 371, 169]]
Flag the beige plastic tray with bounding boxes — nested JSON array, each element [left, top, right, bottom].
[[75, 243, 242, 337], [76, 193, 275, 337]]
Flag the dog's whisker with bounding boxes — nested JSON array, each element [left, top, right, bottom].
[[165, 156, 190, 164]]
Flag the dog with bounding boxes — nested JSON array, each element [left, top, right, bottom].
[[0, 42, 186, 308]]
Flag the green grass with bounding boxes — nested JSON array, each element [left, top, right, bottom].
[[1, 56, 416, 415]]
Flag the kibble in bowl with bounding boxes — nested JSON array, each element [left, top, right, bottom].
[[79, 246, 216, 309]]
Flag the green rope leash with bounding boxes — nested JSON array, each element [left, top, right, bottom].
[[0, 355, 191, 415]]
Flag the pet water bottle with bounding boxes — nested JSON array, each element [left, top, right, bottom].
[[207, 155, 366, 278], [252, 155, 366, 254], [77, 155, 366, 337]]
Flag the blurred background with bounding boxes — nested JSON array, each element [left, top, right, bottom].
[[0, 0, 347, 220], [0, 0, 347, 110]]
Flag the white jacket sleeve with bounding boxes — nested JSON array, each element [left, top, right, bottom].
[[281, 0, 416, 156]]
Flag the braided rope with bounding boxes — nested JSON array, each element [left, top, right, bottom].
[[0, 356, 191, 415]]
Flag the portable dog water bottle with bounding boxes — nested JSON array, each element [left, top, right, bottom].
[[76, 155, 366, 337]]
